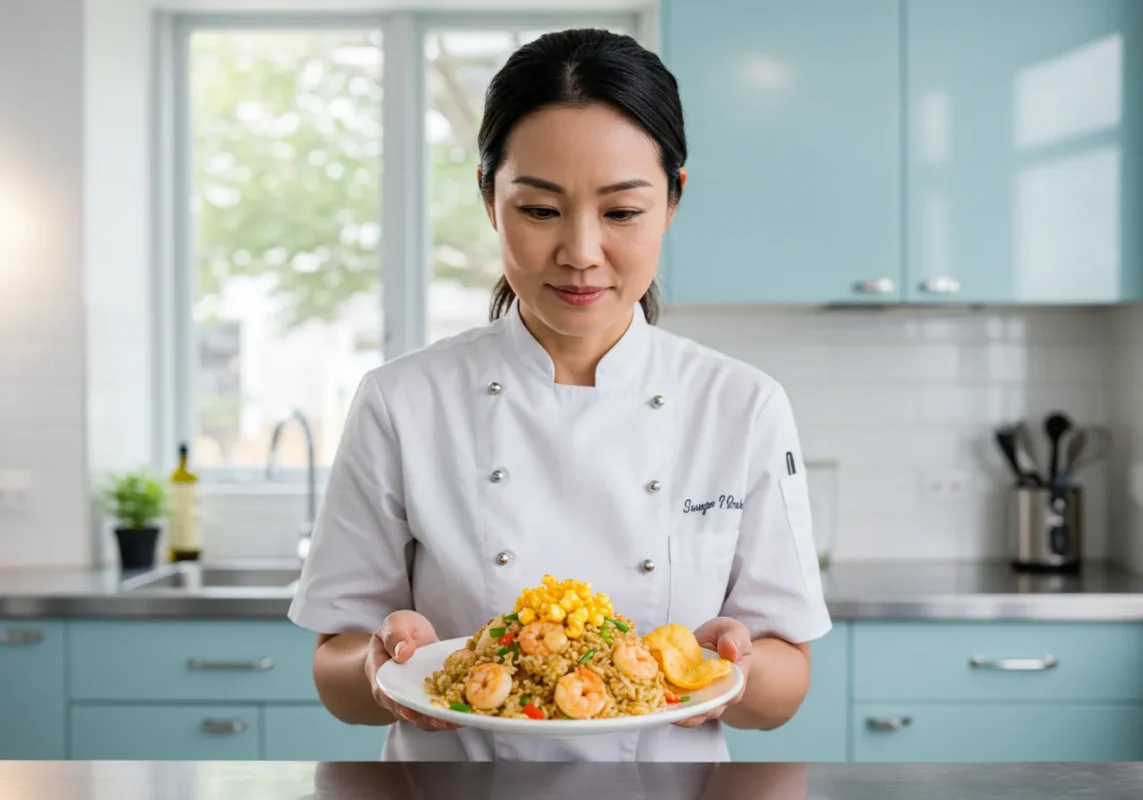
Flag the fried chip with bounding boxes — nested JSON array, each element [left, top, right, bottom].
[[643, 623, 733, 691]]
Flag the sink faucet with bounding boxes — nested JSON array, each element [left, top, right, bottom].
[[267, 409, 316, 561]]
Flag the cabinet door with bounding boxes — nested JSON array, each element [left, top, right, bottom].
[[724, 623, 849, 762], [264, 705, 386, 761], [70, 705, 260, 760], [661, 0, 902, 304], [70, 620, 319, 702], [0, 621, 65, 759], [905, 0, 1143, 303], [854, 702, 1143, 762]]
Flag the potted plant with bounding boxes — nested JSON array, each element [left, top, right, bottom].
[[104, 469, 168, 570]]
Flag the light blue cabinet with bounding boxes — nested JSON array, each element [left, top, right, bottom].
[[724, 622, 849, 762], [853, 703, 1143, 762], [659, 0, 1143, 306], [0, 621, 66, 759], [69, 620, 319, 702], [264, 706, 386, 761], [661, 0, 903, 305], [70, 704, 261, 760], [905, 0, 1143, 303]]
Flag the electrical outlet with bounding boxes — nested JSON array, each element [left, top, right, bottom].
[[921, 470, 972, 502], [0, 470, 31, 512]]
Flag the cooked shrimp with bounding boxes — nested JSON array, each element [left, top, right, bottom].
[[444, 648, 477, 674], [612, 640, 659, 682], [518, 621, 569, 656], [554, 666, 607, 719], [464, 663, 513, 710]]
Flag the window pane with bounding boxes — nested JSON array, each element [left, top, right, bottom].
[[424, 26, 627, 344], [189, 29, 383, 470]]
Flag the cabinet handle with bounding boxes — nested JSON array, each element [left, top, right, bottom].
[[0, 629, 43, 646], [853, 278, 896, 295], [969, 654, 1058, 671], [202, 718, 249, 735], [918, 276, 961, 294], [187, 657, 274, 671], [866, 715, 912, 732]]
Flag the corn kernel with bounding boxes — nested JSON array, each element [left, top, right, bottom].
[[566, 623, 584, 639], [568, 607, 588, 626], [519, 608, 536, 625], [590, 612, 605, 627], [546, 604, 566, 623]]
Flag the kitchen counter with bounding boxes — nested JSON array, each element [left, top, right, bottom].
[[2, 761, 1142, 799], [2, 560, 1143, 620]]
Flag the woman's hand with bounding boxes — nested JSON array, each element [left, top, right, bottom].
[[365, 610, 460, 732], [672, 617, 753, 729]]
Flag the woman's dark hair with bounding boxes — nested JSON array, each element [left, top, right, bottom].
[[477, 28, 687, 325]]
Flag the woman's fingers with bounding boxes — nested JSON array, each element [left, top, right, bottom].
[[379, 610, 438, 662]]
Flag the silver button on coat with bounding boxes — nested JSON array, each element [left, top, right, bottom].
[[640, 559, 655, 573]]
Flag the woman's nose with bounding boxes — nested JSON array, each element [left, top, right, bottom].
[[555, 214, 604, 270]]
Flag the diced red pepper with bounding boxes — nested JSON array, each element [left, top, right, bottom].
[[498, 631, 515, 646], [664, 691, 680, 705], [522, 702, 544, 720]]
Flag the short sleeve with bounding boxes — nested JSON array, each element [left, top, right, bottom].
[[288, 372, 414, 635], [720, 382, 832, 644]]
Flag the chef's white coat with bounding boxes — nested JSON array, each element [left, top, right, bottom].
[[288, 302, 832, 762]]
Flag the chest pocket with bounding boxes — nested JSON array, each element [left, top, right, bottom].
[[665, 529, 739, 631]]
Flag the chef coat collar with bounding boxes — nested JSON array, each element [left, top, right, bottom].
[[506, 300, 651, 389]]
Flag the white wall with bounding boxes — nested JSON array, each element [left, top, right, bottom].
[[0, 0, 90, 567], [1109, 305, 1143, 572], [84, 0, 158, 566]]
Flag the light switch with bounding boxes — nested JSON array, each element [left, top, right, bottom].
[[0, 470, 31, 512]]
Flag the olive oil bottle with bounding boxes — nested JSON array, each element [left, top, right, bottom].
[[167, 443, 201, 562]]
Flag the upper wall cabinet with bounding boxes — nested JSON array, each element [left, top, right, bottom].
[[661, 0, 903, 305], [905, 0, 1143, 303], [660, 0, 1143, 305]]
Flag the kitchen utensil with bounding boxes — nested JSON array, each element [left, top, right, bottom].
[[1060, 424, 1112, 482], [375, 638, 744, 737], [1013, 422, 1045, 486], [1009, 485, 1082, 573], [994, 428, 1024, 483], [1043, 412, 1072, 486], [993, 424, 1042, 487]]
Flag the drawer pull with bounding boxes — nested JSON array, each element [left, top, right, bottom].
[[918, 276, 961, 294], [969, 655, 1058, 671], [187, 657, 274, 671], [0, 629, 43, 646], [866, 716, 912, 732], [202, 718, 249, 735], [853, 278, 896, 295]]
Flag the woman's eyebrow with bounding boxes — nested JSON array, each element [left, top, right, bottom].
[[511, 176, 653, 195]]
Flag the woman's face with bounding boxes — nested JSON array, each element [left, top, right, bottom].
[[485, 103, 680, 340]]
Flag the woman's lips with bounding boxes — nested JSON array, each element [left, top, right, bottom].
[[549, 285, 608, 306]]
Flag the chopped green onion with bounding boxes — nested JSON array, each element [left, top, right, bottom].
[[520, 695, 531, 706], [502, 612, 519, 622], [578, 649, 595, 665], [600, 629, 614, 645], [489, 626, 507, 638], [495, 645, 510, 656], [680, 696, 691, 703], [512, 642, 521, 654], [605, 617, 630, 633], [449, 703, 472, 713]]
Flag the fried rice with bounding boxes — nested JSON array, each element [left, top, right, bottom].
[[424, 612, 670, 721]]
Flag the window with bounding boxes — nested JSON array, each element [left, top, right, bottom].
[[171, 12, 640, 482]]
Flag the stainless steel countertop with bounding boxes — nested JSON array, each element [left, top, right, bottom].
[[2, 560, 1143, 620], [2, 761, 1142, 800]]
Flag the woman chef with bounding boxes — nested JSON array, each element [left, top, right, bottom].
[[288, 28, 831, 762]]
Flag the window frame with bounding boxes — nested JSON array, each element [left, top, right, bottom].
[[160, 7, 644, 489]]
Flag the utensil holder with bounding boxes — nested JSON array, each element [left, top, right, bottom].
[[1009, 485, 1082, 572]]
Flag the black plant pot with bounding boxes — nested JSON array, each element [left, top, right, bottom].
[[114, 526, 160, 571]]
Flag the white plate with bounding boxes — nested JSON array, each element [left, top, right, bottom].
[[375, 637, 745, 737]]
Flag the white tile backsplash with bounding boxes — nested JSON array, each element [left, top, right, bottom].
[[182, 305, 1119, 566], [1109, 305, 1143, 573]]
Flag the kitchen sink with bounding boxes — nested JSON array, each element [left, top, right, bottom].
[[120, 562, 303, 593]]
